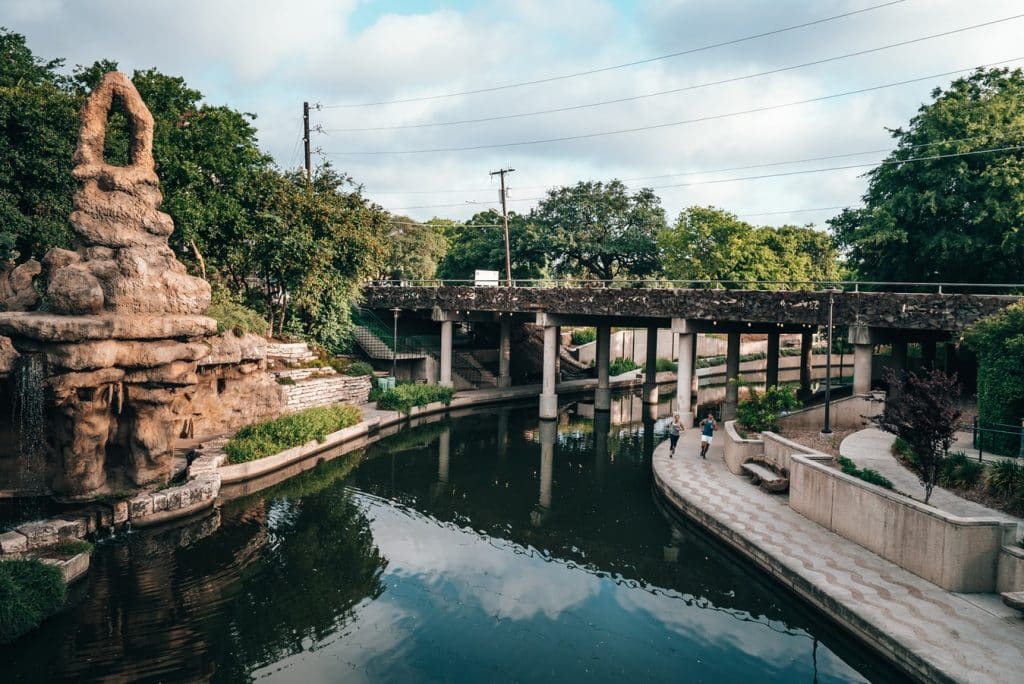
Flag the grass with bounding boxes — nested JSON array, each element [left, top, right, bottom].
[[655, 357, 677, 372], [570, 327, 596, 345], [42, 540, 94, 558], [608, 357, 640, 376], [376, 384, 455, 415], [205, 286, 269, 337], [0, 559, 67, 644], [837, 456, 894, 489], [224, 405, 363, 464]]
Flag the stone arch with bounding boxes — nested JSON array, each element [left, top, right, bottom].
[[72, 72, 159, 188]]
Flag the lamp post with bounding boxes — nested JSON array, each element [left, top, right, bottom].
[[822, 289, 840, 434], [391, 307, 400, 381]]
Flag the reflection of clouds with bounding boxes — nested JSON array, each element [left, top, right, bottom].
[[360, 491, 599, 621]]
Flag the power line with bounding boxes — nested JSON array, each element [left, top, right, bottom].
[[318, 1, 906, 108], [321, 14, 1024, 133], [323, 57, 1024, 156], [381, 144, 1024, 210]]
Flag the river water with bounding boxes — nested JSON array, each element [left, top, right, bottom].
[[1, 395, 907, 682]]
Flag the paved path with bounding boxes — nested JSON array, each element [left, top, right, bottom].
[[841, 428, 1024, 538], [653, 429, 1024, 684]]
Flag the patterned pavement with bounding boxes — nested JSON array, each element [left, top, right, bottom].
[[653, 429, 1024, 684]]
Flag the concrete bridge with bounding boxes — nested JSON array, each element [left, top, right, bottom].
[[361, 284, 1019, 420]]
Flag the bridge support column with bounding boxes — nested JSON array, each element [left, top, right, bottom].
[[440, 320, 453, 387], [643, 326, 659, 404], [595, 324, 611, 411], [766, 331, 780, 388], [798, 331, 813, 399], [891, 340, 908, 372], [724, 332, 740, 420], [498, 318, 511, 388], [849, 325, 874, 395], [533, 419, 556, 527], [676, 333, 694, 418], [922, 340, 936, 369], [539, 325, 558, 420]]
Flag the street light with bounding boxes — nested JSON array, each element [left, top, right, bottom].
[[822, 288, 841, 434], [391, 307, 400, 381]]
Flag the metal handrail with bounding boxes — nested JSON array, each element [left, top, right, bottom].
[[365, 278, 1024, 295]]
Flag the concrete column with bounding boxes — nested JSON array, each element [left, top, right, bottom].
[[798, 331, 813, 399], [922, 340, 936, 369], [891, 340, 908, 371], [853, 344, 873, 395], [539, 325, 558, 420], [643, 325, 659, 404], [676, 333, 694, 418], [554, 326, 561, 379], [944, 342, 957, 375], [498, 318, 511, 388], [766, 331, 780, 388], [439, 320, 453, 387], [595, 324, 611, 411], [724, 332, 741, 420]]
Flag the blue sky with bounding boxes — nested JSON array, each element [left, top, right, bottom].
[[1, 0, 1021, 226]]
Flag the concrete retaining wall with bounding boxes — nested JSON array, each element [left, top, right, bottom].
[[998, 545, 1024, 593], [762, 431, 823, 472], [780, 393, 885, 431], [723, 421, 762, 474], [789, 453, 1014, 592]]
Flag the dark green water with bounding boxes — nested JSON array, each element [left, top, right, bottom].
[[1, 396, 907, 682]]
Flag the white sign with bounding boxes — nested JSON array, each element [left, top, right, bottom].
[[474, 269, 500, 287]]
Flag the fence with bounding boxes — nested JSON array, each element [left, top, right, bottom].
[[969, 417, 1024, 459]]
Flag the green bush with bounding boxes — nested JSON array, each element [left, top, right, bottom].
[[346, 361, 374, 377], [964, 301, 1024, 455], [985, 459, 1024, 497], [939, 452, 984, 488], [571, 327, 596, 346], [892, 436, 918, 465], [46, 540, 94, 557], [376, 384, 455, 415], [837, 457, 894, 489], [608, 357, 640, 376], [277, 376, 296, 386], [224, 404, 363, 464], [205, 285, 270, 337], [655, 357, 677, 372], [735, 385, 801, 433], [0, 559, 66, 644]]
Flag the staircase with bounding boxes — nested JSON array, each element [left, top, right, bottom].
[[454, 351, 498, 388]]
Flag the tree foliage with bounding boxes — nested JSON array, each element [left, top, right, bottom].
[[874, 368, 962, 503], [963, 301, 1024, 454], [735, 385, 801, 433], [831, 67, 1024, 282], [379, 215, 448, 281], [436, 209, 547, 281], [659, 206, 838, 286], [533, 180, 665, 281]]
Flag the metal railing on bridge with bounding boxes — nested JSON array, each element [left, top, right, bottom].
[[365, 278, 1024, 296]]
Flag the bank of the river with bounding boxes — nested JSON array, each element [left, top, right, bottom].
[[652, 429, 1024, 684]]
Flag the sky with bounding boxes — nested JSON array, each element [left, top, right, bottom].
[[2, 0, 1022, 227]]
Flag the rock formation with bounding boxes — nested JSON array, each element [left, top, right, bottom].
[[0, 72, 218, 498]]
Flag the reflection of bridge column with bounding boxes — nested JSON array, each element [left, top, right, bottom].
[[643, 325, 659, 404], [437, 428, 451, 484], [643, 404, 656, 462], [532, 419, 557, 526], [498, 318, 511, 388], [593, 410, 609, 489], [676, 333, 694, 417], [799, 330, 813, 399], [539, 325, 558, 419], [849, 325, 874, 395], [766, 331, 780, 388], [724, 332, 740, 419], [440, 320, 453, 387], [497, 409, 509, 460], [595, 324, 611, 411]]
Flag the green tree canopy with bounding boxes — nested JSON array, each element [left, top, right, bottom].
[[379, 215, 448, 281], [436, 209, 547, 281], [532, 180, 665, 282], [659, 206, 838, 286], [831, 67, 1024, 283], [963, 301, 1024, 454]]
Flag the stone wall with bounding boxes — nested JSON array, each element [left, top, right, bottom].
[[282, 375, 371, 412], [265, 341, 317, 363]]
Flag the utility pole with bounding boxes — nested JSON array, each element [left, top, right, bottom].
[[490, 167, 515, 286], [303, 101, 311, 182]]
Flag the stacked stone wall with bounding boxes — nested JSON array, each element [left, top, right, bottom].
[[266, 342, 317, 363], [283, 375, 371, 412]]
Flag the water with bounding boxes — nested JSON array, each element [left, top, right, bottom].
[[0, 396, 908, 682], [12, 353, 46, 491]]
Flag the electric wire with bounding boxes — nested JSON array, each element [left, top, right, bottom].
[[318, 0, 907, 108]]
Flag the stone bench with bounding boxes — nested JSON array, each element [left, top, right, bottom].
[[1002, 591, 1024, 614], [741, 461, 789, 493]]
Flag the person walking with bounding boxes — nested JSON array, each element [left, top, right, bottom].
[[668, 413, 683, 457], [698, 411, 716, 459]]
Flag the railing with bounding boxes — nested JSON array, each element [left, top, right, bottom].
[[968, 418, 1024, 460], [364, 278, 1024, 295]]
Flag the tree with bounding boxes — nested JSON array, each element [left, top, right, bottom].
[[963, 301, 1024, 454], [379, 215, 447, 281], [436, 209, 547, 281], [831, 67, 1024, 283], [532, 180, 665, 282], [659, 206, 838, 286], [874, 368, 962, 503]]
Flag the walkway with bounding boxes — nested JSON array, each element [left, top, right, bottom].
[[652, 430, 1024, 684], [841, 428, 1024, 538]]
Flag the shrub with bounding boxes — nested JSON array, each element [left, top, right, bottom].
[[345, 361, 374, 377], [205, 285, 270, 337], [963, 301, 1024, 455], [376, 383, 455, 415], [655, 357, 677, 372], [837, 457, 894, 489], [46, 540, 94, 558], [0, 559, 66, 644], [277, 376, 296, 386], [571, 327, 596, 346], [224, 404, 363, 464], [985, 459, 1024, 497], [735, 385, 801, 433], [608, 357, 640, 376], [938, 452, 984, 488]]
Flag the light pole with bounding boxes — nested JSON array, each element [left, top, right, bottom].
[[391, 307, 400, 381], [822, 289, 840, 434]]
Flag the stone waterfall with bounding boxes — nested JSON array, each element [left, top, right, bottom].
[[0, 72, 217, 499]]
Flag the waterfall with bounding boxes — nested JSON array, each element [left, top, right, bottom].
[[12, 353, 47, 490]]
